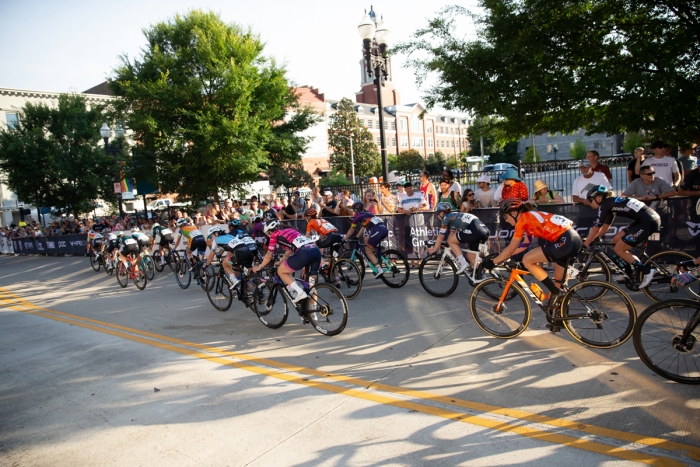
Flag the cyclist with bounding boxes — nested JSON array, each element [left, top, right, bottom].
[[87, 231, 104, 258], [343, 202, 389, 278], [173, 217, 208, 261], [227, 219, 259, 256], [131, 227, 151, 254], [425, 202, 490, 274], [250, 216, 268, 251], [104, 233, 117, 270], [115, 231, 140, 269], [251, 219, 321, 303], [582, 185, 660, 288], [203, 225, 252, 289], [481, 199, 583, 309], [150, 222, 175, 266], [304, 207, 342, 273]]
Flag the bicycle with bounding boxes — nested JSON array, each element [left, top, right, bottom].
[[344, 239, 409, 288], [254, 265, 348, 336], [633, 298, 700, 384], [205, 258, 267, 312], [568, 239, 697, 302], [472, 260, 636, 348], [139, 250, 155, 281], [418, 239, 489, 297], [316, 239, 362, 300], [115, 253, 148, 290], [89, 248, 114, 276], [153, 243, 180, 273], [174, 250, 210, 291]]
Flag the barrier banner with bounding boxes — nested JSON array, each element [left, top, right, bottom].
[[11, 234, 89, 256], [0, 237, 14, 254]]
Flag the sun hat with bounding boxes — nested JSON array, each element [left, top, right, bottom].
[[534, 180, 549, 192], [499, 167, 521, 182], [476, 174, 491, 183]]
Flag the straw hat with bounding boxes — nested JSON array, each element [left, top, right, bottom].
[[534, 180, 549, 192]]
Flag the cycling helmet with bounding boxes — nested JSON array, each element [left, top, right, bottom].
[[263, 219, 280, 235], [208, 225, 226, 237], [434, 202, 452, 215], [117, 231, 125, 237], [229, 219, 240, 227], [107, 233, 117, 241], [252, 216, 262, 224], [305, 208, 318, 218], [586, 185, 610, 201], [352, 202, 364, 212], [176, 218, 189, 227], [131, 226, 140, 232], [499, 198, 524, 218], [237, 207, 245, 214]]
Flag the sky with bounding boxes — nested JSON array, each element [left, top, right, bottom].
[[0, 0, 479, 112]]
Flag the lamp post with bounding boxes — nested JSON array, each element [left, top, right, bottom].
[[338, 134, 355, 183], [553, 146, 558, 163], [100, 123, 125, 218], [358, 13, 390, 182]]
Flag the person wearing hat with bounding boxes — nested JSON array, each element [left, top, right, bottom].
[[635, 140, 680, 188], [303, 193, 321, 218], [320, 189, 340, 218], [493, 167, 529, 202], [398, 181, 429, 267], [474, 174, 497, 208], [572, 159, 612, 205], [528, 180, 565, 205]]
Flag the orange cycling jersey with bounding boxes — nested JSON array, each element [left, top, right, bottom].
[[306, 218, 338, 237], [513, 211, 573, 243]]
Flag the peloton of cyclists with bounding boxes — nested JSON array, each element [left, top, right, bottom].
[[342, 202, 389, 278]]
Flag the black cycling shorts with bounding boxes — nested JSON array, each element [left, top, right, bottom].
[[540, 229, 583, 267], [91, 239, 103, 249], [366, 225, 388, 248], [622, 215, 661, 247], [455, 230, 489, 252], [119, 242, 140, 256], [285, 244, 322, 276], [316, 232, 343, 252], [228, 245, 254, 268], [105, 241, 116, 254], [158, 233, 173, 246], [189, 236, 207, 255]]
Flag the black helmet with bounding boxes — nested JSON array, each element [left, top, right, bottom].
[[352, 202, 364, 212], [586, 185, 610, 201], [434, 202, 452, 215], [499, 198, 524, 218]]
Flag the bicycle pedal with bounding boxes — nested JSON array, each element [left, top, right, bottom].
[[545, 323, 562, 333]]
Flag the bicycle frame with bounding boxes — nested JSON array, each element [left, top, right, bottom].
[[494, 267, 545, 312], [348, 241, 394, 273], [427, 239, 488, 285]]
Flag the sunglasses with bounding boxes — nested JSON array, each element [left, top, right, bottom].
[[643, 171, 656, 175], [467, 194, 474, 197]]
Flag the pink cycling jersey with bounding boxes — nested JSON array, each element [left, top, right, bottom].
[[268, 228, 314, 252]]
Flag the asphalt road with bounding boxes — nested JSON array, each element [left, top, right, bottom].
[[1, 254, 699, 466]]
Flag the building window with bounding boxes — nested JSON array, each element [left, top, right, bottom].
[[384, 121, 388, 130], [391, 137, 396, 147], [377, 136, 381, 145], [368, 120, 373, 129], [426, 122, 433, 134], [602, 141, 607, 148], [5, 113, 19, 129], [357, 107, 364, 114], [411, 119, 423, 133], [399, 120, 405, 131], [401, 136, 408, 147], [451, 140, 455, 147], [360, 118, 364, 125], [547, 144, 552, 153], [441, 140, 445, 147], [427, 138, 433, 148], [390, 121, 396, 130], [412, 137, 424, 148], [570, 142, 575, 150]]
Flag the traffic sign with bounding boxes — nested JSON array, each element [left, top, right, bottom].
[[113, 183, 122, 194]]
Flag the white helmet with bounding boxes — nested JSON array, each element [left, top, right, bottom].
[[131, 226, 140, 232], [176, 218, 189, 227], [263, 219, 280, 235], [208, 226, 226, 237], [107, 233, 117, 240]]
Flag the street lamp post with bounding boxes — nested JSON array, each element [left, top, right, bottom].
[[338, 135, 355, 183], [100, 123, 125, 218], [358, 13, 390, 182]]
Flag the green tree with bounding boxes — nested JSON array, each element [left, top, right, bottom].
[[570, 138, 588, 160], [110, 10, 315, 203], [622, 132, 645, 154], [319, 169, 350, 187], [398, 1, 700, 143], [328, 98, 381, 179], [490, 142, 519, 165], [395, 149, 425, 176], [524, 146, 541, 163], [268, 161, 313, 191], [0, 94, 116, 217], [425, 152, 447, 174]]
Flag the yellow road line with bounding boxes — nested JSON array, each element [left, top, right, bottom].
[[0, 286, 696, 465]]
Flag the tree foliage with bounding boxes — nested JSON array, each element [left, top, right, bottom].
[[524, 146, 541, 163], [110, 10, 316, 203], [0, 94, 116, 216], [395, 149, 425, 175], [328, 98, 381, 179], [622, 132, 646, 153], [267, 161, 313, 191], [425, 152, 447, 174], [467, 116, 519, 164], [398, 1, 700, 143], [570, 138, 588, 160]]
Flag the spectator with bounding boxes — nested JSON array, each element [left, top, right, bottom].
[[363, 189, 379, 214], [395, 183, 406, 197], [529, 180, 565, 205], [419, 171, 438, 210], [678, 144, 698, 175], [442, 170, 462, 196], [340, 190, 354, 208], [474, 174, 497, 208], [587, 150, 612, 182], [398, 181, 428, 267], [303, 194, 321, 218], [281, 195, 298, 220], [271, 197, 284, 211], [260, 200, 278, 221], [623, 165, 676, 205], [572, 159, 613, 205], [460, 189, 478, 213], [377, 183, 398, 214], [636, 140, 681, 188], [494, 168, 529, 202], [437, 178, 460, 210], [320, 190, 339, 218], [310, 187, 323, 206], [628, 147, 645, 183]]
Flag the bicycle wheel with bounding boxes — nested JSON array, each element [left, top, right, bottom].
[[476, 254, 518, 300], [90, 253, 100, 272], [116, 261, 129, 288], [329, 258, 362, 300], [167, 250, 179, 272], [343, 250, 366, 279], [470, 278, 531, 338], [153, 250, 165, 272], [254, 283, 288, 329], [175, 259, 191, 289], [207, 275, 233, 311], [133, 267, 148, 290], [560, 280, 636, 348], [633, 299, 700, 384], [307, 283, 348, 336], [141, 256, 155, 281], [104, 255, 114, 275], [643, 251, 698, 303], [569, 252, 611, 285], [418, 253, 459, 297], [379, 249, 410, 288]]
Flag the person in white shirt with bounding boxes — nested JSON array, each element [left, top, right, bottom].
[[572, 159, 612, 205], [474, 174, 497, 208], [637, 140, 681, 188], [397, 181, 429, 267]]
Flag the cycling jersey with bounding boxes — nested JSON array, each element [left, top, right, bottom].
[[268, 228, 316, 252], [226, 228, 257, 252], [306, 218, 338, 237], [251, 222, 265, 239], [88, 232, 103, 241], [593, 196, 660, 227], [179, 225, 205, 250], [351, 211, 384, 230], [514, 211, 573, 243], [132, 232, 151, 250], [116, 235, 139, 255], [439, 212, 488, 236]]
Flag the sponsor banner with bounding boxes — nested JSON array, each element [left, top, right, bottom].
[[10, 234, 89, 256], [0, 237, 15, 254]]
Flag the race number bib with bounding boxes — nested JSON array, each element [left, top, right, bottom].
[[292, 235, 315, 249], [227, 237, 245, 249], [370, 216, 384, 225], [460, 213, 477, 224], [161, 228, 173, 236], [124, 238, 137, 246], [242, 236, 256, 245], [626, 198, 645, 212], [190, 229, 203, 238], [548, 215, 572, 228]]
